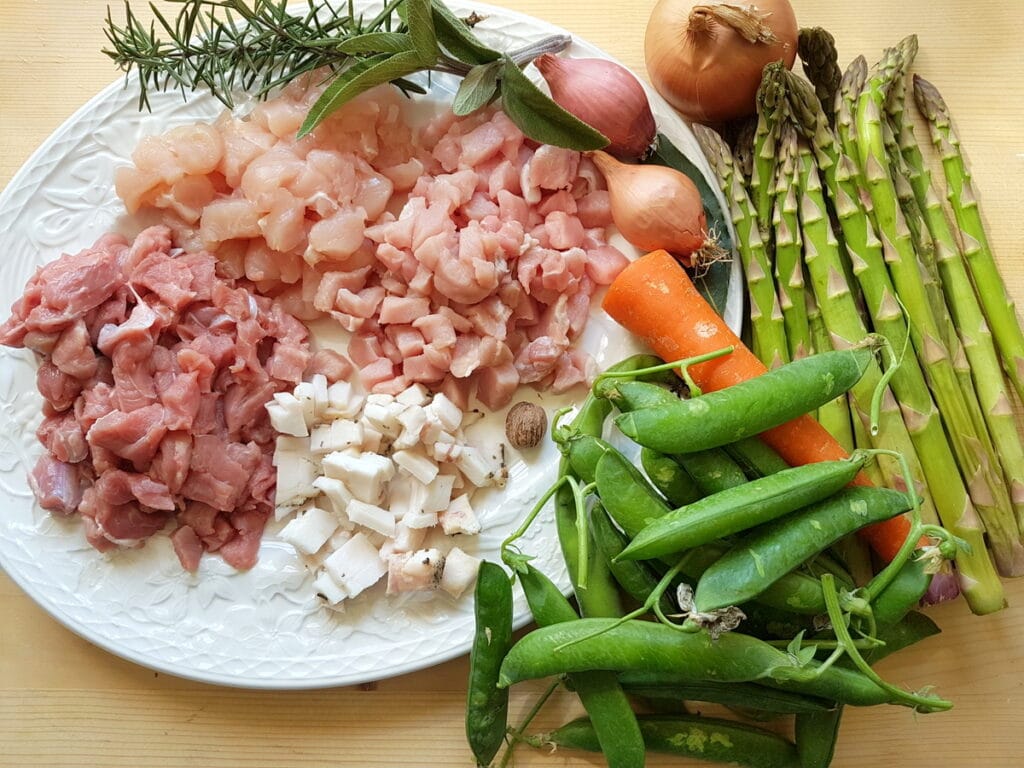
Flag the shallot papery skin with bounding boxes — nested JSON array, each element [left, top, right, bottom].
[[536, 54, 657, 160]]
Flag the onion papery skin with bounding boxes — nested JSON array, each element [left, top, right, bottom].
[[644, 0, 798, 124]]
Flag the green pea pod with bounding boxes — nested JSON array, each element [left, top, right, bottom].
[[725, 436, 792, 477], [518, 566, 645, 768], [498, 619, 913, 708], [590, 503, 672, 614], [860, 610, 941, 666], [564, 434, 615, 485], [640, 448, 703, 507], [619, 454, 870, 561], [536, 714, 801, 768], [553, 480, 622, 618], [675, 447, 750, 495], [695, 487, 913, 612], [595, 378, 679, 410], [615, 345, 878, 453], [869, 555, 932, 627], [595, 449, 672, 537], [618, 678, 834, 714], [465, 561, 513, 767], [795, 707, 843, 768]]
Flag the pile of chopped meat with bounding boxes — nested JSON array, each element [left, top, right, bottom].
[[0, 226, 311, 571], [114, 79, 630, 410]]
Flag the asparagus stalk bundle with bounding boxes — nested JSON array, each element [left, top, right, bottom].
[[693, 30, 1024, 614]]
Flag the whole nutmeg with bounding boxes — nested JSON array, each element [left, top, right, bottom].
[[505, 401, 547, 450]]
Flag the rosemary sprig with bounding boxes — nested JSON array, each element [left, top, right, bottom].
[[102, 0, 608, 149]]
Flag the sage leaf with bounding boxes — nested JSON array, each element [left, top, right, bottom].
[[431, 0, 500, 65], [299, 51, 421, 137], [452, 61, 500, 116], [499, 57, 608, 150], [336, 32, 412, 55], [404, 0, 438, 62]]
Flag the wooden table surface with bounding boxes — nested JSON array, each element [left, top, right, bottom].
[[2, 1, 1023, 765]]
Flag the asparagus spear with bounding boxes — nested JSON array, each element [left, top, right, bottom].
[[896, 117, 1024, 535], [798, 26, 843, 124], [855, 55, 1024, 578], [772, 124, 812, 361], [750, 62, 789, 233], [835, 55, 868, 186], [793, 138, 935, 526], [806, 290, 855, 452], [913, 74, 1024, 402], [694, 124, 789, 370]]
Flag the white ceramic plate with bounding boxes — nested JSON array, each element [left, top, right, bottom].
[[0, 1, 740, 689]]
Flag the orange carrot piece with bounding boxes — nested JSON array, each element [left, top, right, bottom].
[[603, 250, 911, 562]]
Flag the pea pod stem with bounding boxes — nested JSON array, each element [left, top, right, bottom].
[[501, 474, 573, 564], [591, 345, 734, 397], [497, 678, 560, 768], [821, 574, 952, 712]]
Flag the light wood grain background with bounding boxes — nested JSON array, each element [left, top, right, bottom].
[[2, 1, 1023, 765]]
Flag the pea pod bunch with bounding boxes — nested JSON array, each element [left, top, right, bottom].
[[467, 350, 960, 768]]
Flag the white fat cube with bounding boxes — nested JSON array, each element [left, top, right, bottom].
[[393, 448, 439, 485], [421, 417, 445, 445], [388, 476, 424, 518], [325, 381, 364, 419], [279, 505, 339, 555], [312, 475, 354, 520], [426, 393, 463, 432], [273, 436, 308, 465], [455, 446, 497, 488], [322, 451, 394, 504], [323, 532, 387, 599], [403, 508, 438, 529], [392, 406, 428, 450], [291, 382, 317, 426], [392, 522, 428, 553], [362, 424, 384, 453], [310, 419, 363, 453], [312, 570, 348, 605], [346, 499, 397, 537], [440, 547, 481, 598], [386, 548, 445, 594], [311, 373, 329, 419], [423, 474, 456, 515], [439, 494, 481, 535], [274, 452, 319, 507], [431, 441, 462, 463], [361, 401, 404, 438], [396, 383, 430, 407], [267, 394, 309, 437]]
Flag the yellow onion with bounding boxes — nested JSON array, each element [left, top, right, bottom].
[[536, 54, 657, 160], [590, 150, 723, 266], [645, 0, 798, 124]]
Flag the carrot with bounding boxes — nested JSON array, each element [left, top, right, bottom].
[[602, 250, 912, 562]]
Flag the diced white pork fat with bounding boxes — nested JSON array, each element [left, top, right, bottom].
[[279, 505, 339, 555], [393, 448, 439, 484], [393, 405, 427, 450], [273, 436, 308, 465], [274, 451, 320, 507], [440, 547, 481, 598], [392, 522, 427, 553], [312, 569, 348, 605], [292, 381, 317, 426], [403, 508, 438, 529], [431, 441, 463, 462], [362, 424, 384, 452], [361, 399, 404, 437], [323, 532, 386, 598], [396, 383, 430, 407], [267, 393, 309, 437], [347, 499, 396, 537], [325, 381, 364, 419], [312, 475, 354, 518], [426, 393, 462, 432], [423, 474, 456, 514], [455, 446, 497, 487], [386, 548, 445, 594], [310, 419, 363, 453], [439, 494, 481, 535], [311, 373, 329, 419], [322, 451, 394, 504]]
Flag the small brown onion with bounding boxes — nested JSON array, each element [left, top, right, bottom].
[[645, 0, 798, 124], [590, 150, 723, 266], [535, 54, 657, 160]]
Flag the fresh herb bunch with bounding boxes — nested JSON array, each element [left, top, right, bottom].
[[103, 0, 609, 148]]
